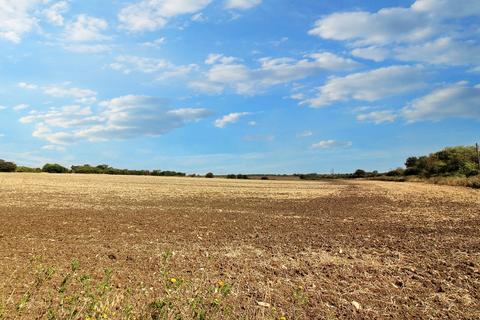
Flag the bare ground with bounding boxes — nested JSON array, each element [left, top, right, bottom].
[[0, 173, 479, 319]]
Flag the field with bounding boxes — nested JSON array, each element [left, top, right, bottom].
[[0, 173, 479, 319]]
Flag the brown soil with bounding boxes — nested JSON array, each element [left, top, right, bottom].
[[0, 173, 479, 319]]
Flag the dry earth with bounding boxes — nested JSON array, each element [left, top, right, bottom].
[[0, 173, 479, 319]]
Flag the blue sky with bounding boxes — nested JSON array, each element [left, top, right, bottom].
[[0, 0, 479, 174]]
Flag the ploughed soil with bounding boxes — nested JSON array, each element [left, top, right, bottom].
[[0, 173, 479, 319]]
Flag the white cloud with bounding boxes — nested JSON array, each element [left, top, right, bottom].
[[411, 0, 480, 18], [64, 15, 108, 42], [18, 82, 97, 104], [214, 112, 251, 128], [304, 65, 426, 108], [0, 106, 7, 110], [110, 55, 171, 74], [21, 95, 212, 144], [63, 43, 111, 53], [224, 0, 261, 10], [311, 140, 352, 150], [109, 55, 197, 81], [394, 38, 480, 66], [309, 8, 435, 46], [309, 0, 480, 68], [18, 82, 38, 89], [20, 105, 98, 129], [402, 82, 480, 122], [192, 52, 360, 95], [42, 144, 66, 152], [356, 110, 397, 124], [351, 46, 390, 62], [14, 104, 30, 111], [58, 14, 111, 53], [0, 0, 43, 43], [141, 37, 166, 47], [118, 0, 212, 32], [296, 131, 313, 138], [42, 1, 69, 26]]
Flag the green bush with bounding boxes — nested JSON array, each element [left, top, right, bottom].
[[16, 166, 41, 173]]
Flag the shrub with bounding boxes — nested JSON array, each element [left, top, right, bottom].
[[261, 176, 269, 180], [0, 159, 17, 172], [42, 163, 69, 173], [16, 166, 41, 173], [205, 172, 214, 178], [386, 168, 405, 177]]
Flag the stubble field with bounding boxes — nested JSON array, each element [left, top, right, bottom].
[[0, 173, 479, 319]]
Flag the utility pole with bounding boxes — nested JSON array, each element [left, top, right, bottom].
[[476, 143, 480, 171]]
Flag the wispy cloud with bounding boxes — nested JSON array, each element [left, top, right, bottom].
[[311, 140, 352, 150]]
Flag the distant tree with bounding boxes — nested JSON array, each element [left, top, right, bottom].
[[353, 169, 366, 178], [226, 174, 236, 179], [42, 163, 69, 173], [261, 176, 269, 180], [403, 146, 478, 177], [0, 159, 17, 172], [205, 172, 214, 178]]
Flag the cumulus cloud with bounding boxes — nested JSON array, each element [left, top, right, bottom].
[[60, 14, 111, 53], [309, 8, 436, 46], [191, 52, 360, 95], [308, 0, 480, 70], [304, 65, 426, 108], [118, 0, 212, 32], [411, 0, 480, 18], [402, 82, 480, 122], [394, 38, 480, 66], [214, 112, 252, 128], [0, 0, 41, 43], [311, 140, 352, 150], [64, 14, 108, 42], [224, 0, 261, 10], [42, 1, 69, 26], [21, 95, 212, 144]]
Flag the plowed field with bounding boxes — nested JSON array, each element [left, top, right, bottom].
[[0, 173, 479, 319]]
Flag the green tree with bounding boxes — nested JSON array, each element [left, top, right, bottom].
[[0, 159, 17, 172], [42, 163, 69, 173], [353, 169, 366, 178], [205, 172, 214, 178]]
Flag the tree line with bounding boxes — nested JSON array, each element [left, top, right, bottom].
[[0, 161, 187, 177], [1, 145, 479, 179]]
